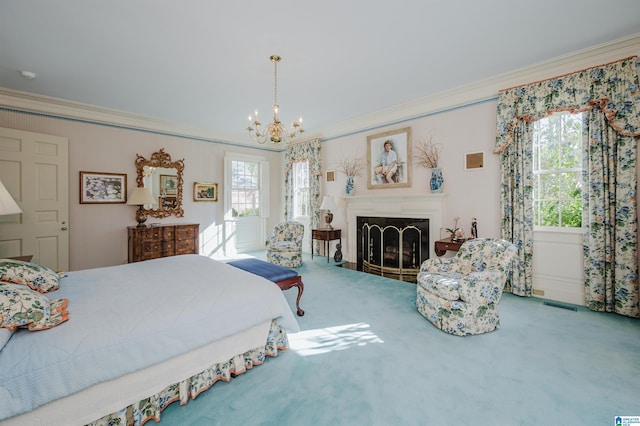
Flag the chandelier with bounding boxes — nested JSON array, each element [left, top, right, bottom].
[[247, 55, 304, 144]]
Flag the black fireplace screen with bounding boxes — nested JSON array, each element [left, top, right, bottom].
[[356, 216, 429, 281]]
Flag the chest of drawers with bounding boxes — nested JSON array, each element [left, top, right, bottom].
[[128, 223, 199, 263]]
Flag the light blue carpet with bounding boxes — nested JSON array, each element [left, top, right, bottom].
[[158, 253, 640, 426]]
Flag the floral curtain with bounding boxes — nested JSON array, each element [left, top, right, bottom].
[[495, 56, 640, 317], [284, 139, 322, 235], [499, 122, 534, 296]]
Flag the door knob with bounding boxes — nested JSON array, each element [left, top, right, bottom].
[[61, 227, 68, 230]]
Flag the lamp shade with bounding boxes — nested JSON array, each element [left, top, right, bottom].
[[0, 179, 22, 216], [320, 195, 336, 211], [127, 187, 155, 206]]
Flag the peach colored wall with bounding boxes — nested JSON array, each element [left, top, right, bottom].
[[0, 110, 283, 270], [321, 100, 501, 259]]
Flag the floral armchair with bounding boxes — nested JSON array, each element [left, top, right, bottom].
[[416, 238, 517, 336], [266, 221, 305, 268]]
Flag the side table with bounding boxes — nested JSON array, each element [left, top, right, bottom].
[[312, 229, 342, 263], [7, 255, 34, 262], [434, 238, 465, 256]]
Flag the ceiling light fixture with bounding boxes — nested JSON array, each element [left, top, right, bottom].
[[19, 70, 36, 80], [246, 55, 304, 145]]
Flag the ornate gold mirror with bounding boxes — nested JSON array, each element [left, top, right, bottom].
[[135, 148, 185, 218]]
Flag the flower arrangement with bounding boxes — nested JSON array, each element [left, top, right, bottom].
[[337, 157, 365, 177], [414, 135, 442, 169], [445, 216, 465, 241]]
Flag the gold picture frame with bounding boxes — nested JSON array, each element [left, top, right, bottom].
[[194, 182, 218, 202], [367, 127, 411, 189]]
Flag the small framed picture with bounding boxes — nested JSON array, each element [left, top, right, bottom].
[[194, 182, 218, 202], [465, 152, 484, 170], [160, 174, 178, 195], [80, 171, 127, 204], [326, 170, 335, 182]]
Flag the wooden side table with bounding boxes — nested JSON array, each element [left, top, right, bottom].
[[312, 229, 341, 263], [7, 255, 34, 262], [434, 238, 466, 256]]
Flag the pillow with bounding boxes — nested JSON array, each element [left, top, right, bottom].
[[0, 282, 69, 331], [0, 259, 61, 293], [0, 328, 13, 351]]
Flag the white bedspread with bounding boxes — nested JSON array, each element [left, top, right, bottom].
[[0, 255, 299, 421]]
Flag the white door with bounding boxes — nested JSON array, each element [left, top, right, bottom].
[[223, 154, 267, 255], [0, 127, 69, 271]]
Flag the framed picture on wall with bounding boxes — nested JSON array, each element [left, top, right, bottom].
[[160, 174, 178, 195], [194, 182, 218, 202], [79, 171, 127, 204], [465, 152, 484, 170], [367, 127, 412, 189]]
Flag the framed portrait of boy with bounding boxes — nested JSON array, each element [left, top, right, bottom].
[[367, 127, 411, 189]]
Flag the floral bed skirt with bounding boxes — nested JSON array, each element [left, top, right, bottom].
[[88, 320, 289, 426]]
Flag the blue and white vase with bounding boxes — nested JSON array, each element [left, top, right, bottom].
[[345, 176, 355, 196], [430, 167, 444, 192]]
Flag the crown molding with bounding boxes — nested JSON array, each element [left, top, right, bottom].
[[319, 33, 640, 140], [0, 87, 249, 146], [1, 33, 638, 146]]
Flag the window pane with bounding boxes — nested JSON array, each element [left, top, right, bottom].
[[532, 112, 583, 228], [231, 160, 260, 217], [293, 161, 309, 217]]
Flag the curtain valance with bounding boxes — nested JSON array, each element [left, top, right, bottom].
[[285, 139, 322, 176], [495, 56, 640, 153]]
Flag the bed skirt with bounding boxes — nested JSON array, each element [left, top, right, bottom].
[[86, 320, 289, 426]]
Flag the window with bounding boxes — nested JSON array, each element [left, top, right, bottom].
[[231, 159, 260, 217], [293, 160, 310, 217], [532, 112, 583, 227]]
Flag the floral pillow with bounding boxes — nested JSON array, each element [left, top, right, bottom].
[[0, 282, 69, 331], [0, 259, 61, 293]]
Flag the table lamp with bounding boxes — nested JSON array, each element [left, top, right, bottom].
[[127, 187, 155, 227], [0, 179, 22, 216], [319, 195, 336, 230]]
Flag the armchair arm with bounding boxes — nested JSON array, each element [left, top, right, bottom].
[[420, 258, 474, 274], [457, 271, 506, 304], [266, 235, 277, 247]]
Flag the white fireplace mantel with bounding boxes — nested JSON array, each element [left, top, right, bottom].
[[343, 194, 446, 262]]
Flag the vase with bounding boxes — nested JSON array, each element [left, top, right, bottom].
[[345, 176, 355, 196], [430, 167, 444, 192]]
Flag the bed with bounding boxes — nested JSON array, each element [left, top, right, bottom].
[[0, 254, 300, 425]]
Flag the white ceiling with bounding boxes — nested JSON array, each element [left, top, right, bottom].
[[1, 1, 640, 146]]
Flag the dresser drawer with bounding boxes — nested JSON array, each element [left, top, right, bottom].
[[176, 239, 195, 254], [162, 240, 176, 256], [176, 226, 195, 241], [140, 228, 162, 241], [162, 227, 176, 241]]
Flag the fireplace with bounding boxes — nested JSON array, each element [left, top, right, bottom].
[[357, 216, 429, 282], [343, 195, 444, 282]]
